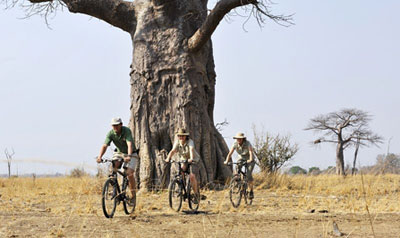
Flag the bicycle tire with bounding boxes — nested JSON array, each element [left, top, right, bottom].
[[101, 178, 117, 218], [229, 176, 242, 208], [187, 178, 199, 211], [168, 178, 183, 212], [122, 178, 136, 215]]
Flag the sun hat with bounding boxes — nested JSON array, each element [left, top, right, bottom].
[[110, 117, 123, 126], [176, 128, 189, 136], [233, 132, 246, 139]]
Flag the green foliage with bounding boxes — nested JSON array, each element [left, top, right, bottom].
[[288, 166, 307, 175], [253, 125, 299, 173]]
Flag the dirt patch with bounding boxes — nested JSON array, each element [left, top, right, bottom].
[[1, 189, 399, 237]]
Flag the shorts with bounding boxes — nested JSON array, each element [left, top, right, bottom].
[[171, 161, 199, 178], [112, 152, 138, 170], [237, 159, 255, 182]]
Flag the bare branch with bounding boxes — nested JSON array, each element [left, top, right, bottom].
[[3, 0, 137, 32], [188, 0, 293, 52]]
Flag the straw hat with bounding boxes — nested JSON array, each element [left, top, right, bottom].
[[233, 132, 246, 139], [176, 128, 189, 136], [110, 117, 122, 125]]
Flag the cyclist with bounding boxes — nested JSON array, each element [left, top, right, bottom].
[[224, 132, 255, 199], [165, 128, 200, 202], [97, 117, 138, 204]]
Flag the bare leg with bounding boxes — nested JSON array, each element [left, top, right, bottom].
[[189, 173, 199, 194], [126, 168, 136, 198]]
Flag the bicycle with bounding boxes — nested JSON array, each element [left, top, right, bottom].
[[167, 160, 200, 212], [99, 154, 137, 218], [226, 161, 253, 208]]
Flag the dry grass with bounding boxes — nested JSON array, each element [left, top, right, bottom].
[[0, 174, 399, 237]]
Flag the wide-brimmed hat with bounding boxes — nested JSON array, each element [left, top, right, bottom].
[[233, 132, 246, 139], [176, 128, 189, 136], [110, 117, 122, 125]]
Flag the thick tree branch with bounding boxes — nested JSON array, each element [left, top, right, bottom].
[[27, 0, 136, 32], [188, 0, 292, 52]]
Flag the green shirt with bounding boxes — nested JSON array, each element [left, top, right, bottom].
[[104, 126, 135, 154]]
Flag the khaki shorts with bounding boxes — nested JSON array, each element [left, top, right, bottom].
[[112, 152, 138, 170], [171, 162, 199, 178]]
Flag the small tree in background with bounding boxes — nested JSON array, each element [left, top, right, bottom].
[[375, 153, 400, 174], [305, 108, 383, 176], [4, 148, 15, 178], [288, 166, 307, 175], [70, 167, 87, 178], [253, 126, 299, 174], [308, 167, 321, 175]]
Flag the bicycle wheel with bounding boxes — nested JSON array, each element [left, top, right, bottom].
[[168, 178, 183, 212], [102, 178, 117, 218], [229, 176, 242, 208], [122, 178, 136, 215], [187, 179, 199, 211]]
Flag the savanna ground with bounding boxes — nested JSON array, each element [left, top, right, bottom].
[[0, 174, 400, 237]]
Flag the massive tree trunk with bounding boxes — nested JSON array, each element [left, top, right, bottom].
[[129, 0, 231, 190]]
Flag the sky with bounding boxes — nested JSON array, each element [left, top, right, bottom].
[[0, 0, 399, 175]]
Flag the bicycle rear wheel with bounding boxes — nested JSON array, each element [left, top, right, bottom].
[[168, 178, 183, 212], [122, 178, 136, 215], [229, 176, 242, 208], [102, 178, 117, 218], [187, 179, 199, 211]]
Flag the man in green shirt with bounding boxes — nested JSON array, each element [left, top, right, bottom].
[[97, 117, 138, 203]]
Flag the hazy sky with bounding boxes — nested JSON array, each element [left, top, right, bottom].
[[1, 0, 399, 175]]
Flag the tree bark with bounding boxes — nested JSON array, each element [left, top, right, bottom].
[[352, 139, 360, 175], [336, 143, 345, 176], [129, 1, 231, 190]]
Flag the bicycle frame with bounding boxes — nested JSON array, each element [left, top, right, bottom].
[[171, 160, 191, 198], [104, 159, 129, 202]]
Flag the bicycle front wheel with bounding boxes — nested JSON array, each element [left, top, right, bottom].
[[229, 176, 242, 208], [187, 180, 199, 211], [168, 178, 183, 212], [122, 178, 136, 215], [102, 178, 118, 218]]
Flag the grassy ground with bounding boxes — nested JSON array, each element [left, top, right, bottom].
[[0, 174, 399, 237]]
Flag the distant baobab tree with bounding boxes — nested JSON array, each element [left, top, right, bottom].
[[305, 108, 383, 176]]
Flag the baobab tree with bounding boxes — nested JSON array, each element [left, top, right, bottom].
[[3, 0, 291, 189], [305, 108, 383, 176]]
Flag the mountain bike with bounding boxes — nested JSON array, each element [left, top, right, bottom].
[[167, 160, 200, 212], [226, 161, 253, 208], [100, 154, 137, 218]]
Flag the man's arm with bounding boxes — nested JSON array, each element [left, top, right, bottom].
[[166, 140, 178, 162], [124, 141, 134, 162], [97, 144, 108, 163], [224, 146, 235, 164]]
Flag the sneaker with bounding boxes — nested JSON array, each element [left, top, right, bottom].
[[249, 191, 254, 199]]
